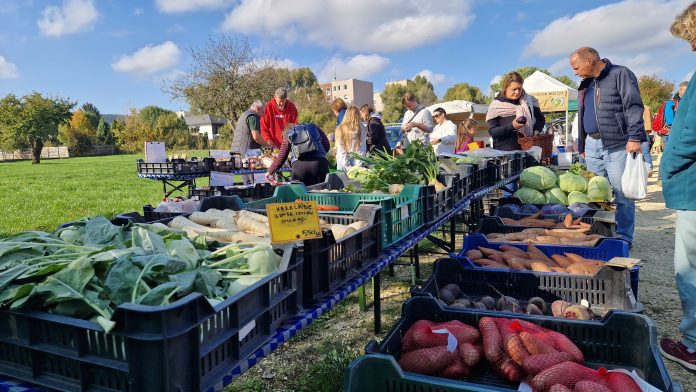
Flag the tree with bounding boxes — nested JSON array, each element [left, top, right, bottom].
[[0, 92, 75, 163], [638, 74, 674, 114], [291, 85, 335, 134], [164, 35, 291, 123], [290, 67, 318, 89], [70, 110, 97, 134], [95, 118, 114, 144], [81, 102, 101, 130], [490, 66, 577, 94], [113, 106, 191, 153], [443, 82, 487, 103], [412, 75, 437, 106]]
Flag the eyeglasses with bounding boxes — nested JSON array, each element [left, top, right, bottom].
[[433, 113, 443, 118]]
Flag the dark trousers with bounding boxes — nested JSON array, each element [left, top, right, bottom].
[[291, 158, 329, 186]]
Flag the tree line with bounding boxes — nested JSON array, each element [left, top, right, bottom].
[[0, 35, 678, 164]]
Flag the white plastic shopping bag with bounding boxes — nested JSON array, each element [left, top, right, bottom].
[[621, 152, 649, 200]]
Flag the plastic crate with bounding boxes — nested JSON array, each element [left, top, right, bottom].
[[302, 205, 382, 304], [423, 173, 457, 225], [306, 172, 361, 191], [347, 296, 680, 392], [457, 233, 637, 297], [493, 197, 609, 219], [0, 244, 303, 392], [143, 195, 245, 222], [245, 184, 424, 247], [189, 183, 276, 203], [479, 216, 615, 238], [136, 158, 212, 175], [412, 258, 642, 318], [211, 160, 239, 172]]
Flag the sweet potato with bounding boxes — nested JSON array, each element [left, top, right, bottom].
[[563, 214, 573, 228], [545, 229, 590, 239], [519, 331, 557, 355], [530, 362, 598, 391], [488, 253, 505, 263], [500, 245, 529, 257], [479, 317, 502, 363], [501, 217, 519, 225], [434, 320, 481, 344], [505, 257, 528, 270], [457, 343, 483, 367], [522, 352, 573, 376], [522, 228, 548, 235], [398, 346, 457, 375], [549, 384, 573, 392], [437, 357, 470, 379], [528, 212, 542, 219], [478, 246, 501, 257], [533, 235, 562, 244], [551, 254, 573, 268], [564, 253, 586, 264], [465, 249, 484, 260], [493, 354, 524, 382], [530, 262, 553, 272], [550, 267, 567, 273], [566, 263, 600, 275], [504, 334, 530, 365], [527, 244, 554, 264], [473, 259, 509, 269], [575, 380, 613, 392], [546, 331, 584, 363], [602, 371, 642, 392]]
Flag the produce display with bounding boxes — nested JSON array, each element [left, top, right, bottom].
[[497, 213, 593, 229], [515, 165, 612, 205], [465, 244, 605, 274], [346, 141, 444, 193], [170, 208, 367, 243], [0, 217, 284, 332], [435, 284, 599, 320], [485, 228, 603, 247], [396, 316, 643, 391]]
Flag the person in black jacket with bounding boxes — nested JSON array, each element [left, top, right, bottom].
[[360, 104, 392, 154], [485, 72, 545, 151]]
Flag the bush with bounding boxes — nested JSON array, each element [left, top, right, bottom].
[[58, 125, 94, 155]]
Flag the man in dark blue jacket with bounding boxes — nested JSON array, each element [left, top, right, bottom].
[[569, 47, 646, 246]]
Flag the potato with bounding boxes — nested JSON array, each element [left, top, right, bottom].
[[465, 249, 484, 260], [551, 300, 572, 317]]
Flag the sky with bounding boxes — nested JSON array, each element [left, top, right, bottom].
[[0, 0, 694, 115]]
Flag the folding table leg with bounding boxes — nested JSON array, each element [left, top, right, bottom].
[[373, 273, 381, 334], [358, 286, 366, 312]]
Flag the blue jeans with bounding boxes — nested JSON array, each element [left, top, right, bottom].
[[675, 210, 696, 350], [584, 137, 635, 242], [641, 141, 653, 169]]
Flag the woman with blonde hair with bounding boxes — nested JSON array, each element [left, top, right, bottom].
[[658, 1, 696, 370], [335, 106, 367, 171]]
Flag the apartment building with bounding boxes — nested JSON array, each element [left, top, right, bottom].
[[320, 79, 374, 108]]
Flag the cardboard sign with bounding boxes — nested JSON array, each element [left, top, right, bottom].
[[266, 201, 323, 242], [209, 171, 236, 186], [145, 141, 166, 163]]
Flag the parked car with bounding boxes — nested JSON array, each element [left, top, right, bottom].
[[384, 123, 402, 150]]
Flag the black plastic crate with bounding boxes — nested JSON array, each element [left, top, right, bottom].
[[136, 158, 212, 175], [0, 244, 303, 392], [142, 195, 245, 222], [479, 216, 615, 238], [307, 172, 360, 191], [352, 296, 680, 392], [412, 258, 642, 318], [423, 174, 457, 225], [211, 160, 239, 172], [471, 163, 488, 190], [189, 183, 276, 203], [302, 205, 382, 304]]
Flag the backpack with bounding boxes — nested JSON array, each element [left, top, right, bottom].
[[652, 99, 678, 136], [288, 123, 322, 159]]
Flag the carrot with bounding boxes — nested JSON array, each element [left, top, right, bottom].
[[317, 205, 340, 211]]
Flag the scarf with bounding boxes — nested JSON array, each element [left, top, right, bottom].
[[485, 94, 539, 136]]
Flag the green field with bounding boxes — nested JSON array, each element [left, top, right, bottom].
[[0, 153, 209, 237]]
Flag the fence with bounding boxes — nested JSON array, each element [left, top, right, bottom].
[[0, 145, 118, 161]]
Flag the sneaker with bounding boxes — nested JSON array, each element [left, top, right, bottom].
[[659, 337, 696, 371]]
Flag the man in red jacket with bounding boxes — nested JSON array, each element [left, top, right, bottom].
[[261, 87, 298, 148]]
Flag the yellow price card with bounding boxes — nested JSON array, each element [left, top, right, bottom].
[[467, 142, 480, 150], [266, 201, 323, 242]]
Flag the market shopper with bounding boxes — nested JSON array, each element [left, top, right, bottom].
[[265, 123, 330, 186], [485, 71, 545, 151], [658, 81, 689, 152], [231, 100, 267, 184], [642, 106, 654, 173], [456, 119, 479, 153], [360, 104, 392, 154], [261, 87, 298, 148], [335, 106, 367, 171], [569, 47, 645, 246], [400, 92, 433, 147], [430, 107, 457, 155], [658, 2, 696, 370]]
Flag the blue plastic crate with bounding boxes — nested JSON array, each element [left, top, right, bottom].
[[456, 233, 637, 297]]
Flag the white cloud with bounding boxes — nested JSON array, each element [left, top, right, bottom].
[[273, 58, 298, 69], [156, 0, 235, 13], [414, 69, 447, 85], [0, 56, 18, 79], [37, 0, 99, 37], [112, 41, 181, 76], [524, 0, 691, 58], [221, 0, 474, 53], [316, 54, 390, 82]]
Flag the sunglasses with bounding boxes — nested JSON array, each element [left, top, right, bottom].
[[433, 113, 443, 118]]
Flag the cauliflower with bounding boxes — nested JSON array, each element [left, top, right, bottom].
[[346, 166, 372, 184]]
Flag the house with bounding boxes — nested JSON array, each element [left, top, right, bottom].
[[184, 114, 228, 140]]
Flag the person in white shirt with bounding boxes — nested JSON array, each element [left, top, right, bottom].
[[430, 107, 457, 155], [335, 106, 367, 171], [400, 92, 433, 147]]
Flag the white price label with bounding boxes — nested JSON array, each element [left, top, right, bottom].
[[210, 171, 236, 186]]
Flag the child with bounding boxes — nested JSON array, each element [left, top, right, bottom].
[[456, 118, 478, 153]]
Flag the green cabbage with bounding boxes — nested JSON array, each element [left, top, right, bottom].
[[587, 176, 613, 202], [513, 187, 546, 204], [559, 172, 587, 193], [567, 191, 592, 205], [520, 166, 558, 191], [544, 187, 568, 205], [346, 166, 372, 184]]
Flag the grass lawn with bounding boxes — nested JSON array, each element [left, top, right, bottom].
[[0, 153, 209, 237]]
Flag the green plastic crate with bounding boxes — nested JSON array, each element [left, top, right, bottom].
[[245, 184, 424, 247]]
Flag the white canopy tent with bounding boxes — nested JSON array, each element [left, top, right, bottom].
[[523, 70, 579, 147], [426, 100, 491, 146]]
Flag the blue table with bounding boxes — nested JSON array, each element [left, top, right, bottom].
[[0, 175, 518, 392]]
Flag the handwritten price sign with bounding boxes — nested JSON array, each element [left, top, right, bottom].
[[266, 200, 323, 242]]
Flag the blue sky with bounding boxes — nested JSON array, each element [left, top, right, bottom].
[[0, 0, 694, 114]]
